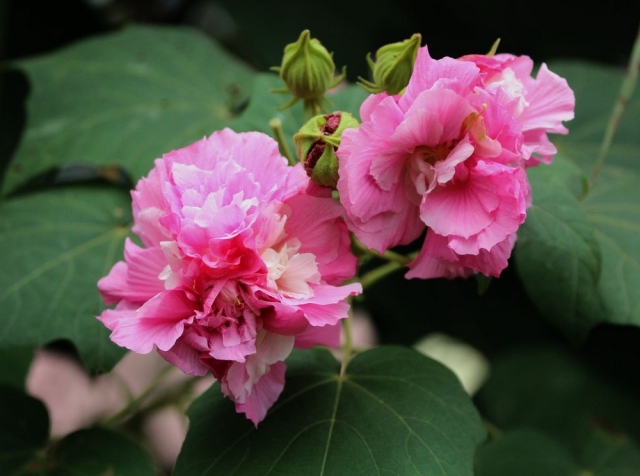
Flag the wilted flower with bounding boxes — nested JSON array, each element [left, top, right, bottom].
[[97, 129, 361, 425], [294, 111, 359, 188], [337, 45, 574, 279]]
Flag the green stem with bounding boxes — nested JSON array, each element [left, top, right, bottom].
[[269, 117, 296, 166], [340, 310, 354, 377], [139, 375, 203, 416], [351, 237, 413, 266], [101, 365, 176, 427], [484, 419, 504, 440], [359, 261, 403, 290], [588, 24, 640, 190]]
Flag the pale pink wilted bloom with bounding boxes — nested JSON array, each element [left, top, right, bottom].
[[337, 45, 573, 279], [97, 129, 360, 425]]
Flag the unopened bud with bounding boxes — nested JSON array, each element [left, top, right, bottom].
[[358, 33, 421, 95], [272, 30, 346, 115], [294, 112, 359, 188]]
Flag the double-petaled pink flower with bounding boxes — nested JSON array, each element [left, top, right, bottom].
[[337, 45, 574, 278], [97, 129, 361, 425]]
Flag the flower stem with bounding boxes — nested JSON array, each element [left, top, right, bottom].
[[351, 237, 413, 266], [340, 308, 354, 377], [359, 261, 404, 290], [101, 365, 176, 427], [269, 117, 297, 166], [588, 24, 640, 190], [484, 419, 504, 440]]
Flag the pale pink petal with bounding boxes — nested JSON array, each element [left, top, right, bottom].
[[420, 169, 499, 239], [295, 322, 341, 349], [98, 262, 128, 306], [401, 46, 480, 109], [110, 290, 195, 353], [518, 64, 575, 134], [283, 194, 356, 284], [158, 335, 209, 376], [235, 361, 286, 426]]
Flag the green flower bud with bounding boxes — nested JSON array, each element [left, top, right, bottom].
[[358, 33, 421, 95], [294, 112, 359, 188], [272, 30, 346, 116]]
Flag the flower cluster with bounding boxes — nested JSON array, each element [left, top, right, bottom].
[[97, 40, 575, 426], [97, 129, 361, 425], [337, 46, 575, 278]]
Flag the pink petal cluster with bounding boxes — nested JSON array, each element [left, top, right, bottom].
[[97, 129, 361, 425], [337, 46, 574, 279]]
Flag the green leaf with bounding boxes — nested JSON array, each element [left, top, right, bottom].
[[551, 61, 640, 329], [327, 82, 370, 119], [476, 347, 640, 451], [3, 25, 254, 194], [582, 167, 640, 327], [476, 429, 640, 476], [0, 347, 34, 390], [231, 73, 369, 161], [0, 385, 49, 475], [0, 186, 131, 372], [579, 428, 640, 476], [230, 74, 303, 156], [549, 61, 640, 174], [45, 427, 155, 476], [475, 430, 579, 476], [515, 156, 604, 341], [175, 346, 485, 476]]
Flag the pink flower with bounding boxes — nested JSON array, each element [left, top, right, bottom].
[[337, 45, 573, 279], [97, 129, 360, 425], [458, 52, 575, 166]]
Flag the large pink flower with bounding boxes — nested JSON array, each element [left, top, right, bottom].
[[98, 129, 361, 425], [337, 45, 573, 279]]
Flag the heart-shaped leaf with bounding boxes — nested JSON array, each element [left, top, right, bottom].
[[175, 346, 485, 476], [4, 26, 254, 194], [0, 186, 132, 372], [515, 156, 603, 341]]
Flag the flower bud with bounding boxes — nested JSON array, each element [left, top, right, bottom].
[[272, 30, 346, 115], [294, 112, 359, 188], [358, 33, 421, 95]]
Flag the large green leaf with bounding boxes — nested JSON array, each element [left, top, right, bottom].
[[556, 61, 640, 329], [516, 61, 640, 335], [45, 428, 155, 476], [230, 74, 304, 156], [0, 385, 49, 475], [515, 156, 604, 341], [175, 346, 485, 475], [550, 61, 640, 173], [582, 167, 640, 327], [476, 429, 640, 476], [0, 186, 131, 372], [476, 347, 640, 451], [3, 25, 254, 194], [475, 430, 578, 476]]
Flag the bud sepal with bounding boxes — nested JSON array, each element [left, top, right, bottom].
[[358, 33, 421, 95], [294, 112, 359, 188], [272, 30, 346, 116]]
